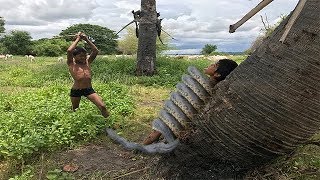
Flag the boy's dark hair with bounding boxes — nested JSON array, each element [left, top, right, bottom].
[[215, 59, 238, 81], [73, 46, 87, 56]]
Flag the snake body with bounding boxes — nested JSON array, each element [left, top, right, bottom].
[[106, 66, 215, 153]]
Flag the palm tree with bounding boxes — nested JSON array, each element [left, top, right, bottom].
[[155, 0, 320, 178], [136, 0, 158, 76]]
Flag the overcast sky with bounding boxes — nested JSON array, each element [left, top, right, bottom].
[[0, 0, 299, 52]]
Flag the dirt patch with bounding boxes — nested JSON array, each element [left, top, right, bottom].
[[47, 136, 246, 179], [52, 142, 159, 179], [152, 143, 246, 180]]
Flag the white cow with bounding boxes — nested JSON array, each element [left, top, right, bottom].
[[25, 55, 35, 62], [57, 57, 64, 62], [5, 54, 13, 60], [29, 55, 35, 62]]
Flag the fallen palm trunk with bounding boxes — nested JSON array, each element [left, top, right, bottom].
[[178, 0, 320, 169]]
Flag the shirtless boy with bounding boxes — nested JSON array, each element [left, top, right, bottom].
[[67, 32, 109, 118]]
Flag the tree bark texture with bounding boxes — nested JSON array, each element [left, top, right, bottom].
[[192, 0, 320, 167], [155, 0, 320, 177], [136, 0, 157, 76]]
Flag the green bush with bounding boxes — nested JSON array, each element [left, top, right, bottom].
[[0, 83, 134, 160], [33, 39, 69, 57], [92, 56, 211, 87]]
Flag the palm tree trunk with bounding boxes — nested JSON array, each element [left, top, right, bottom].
[[155, 0, 320, 178], [136, 0, 157, 76]]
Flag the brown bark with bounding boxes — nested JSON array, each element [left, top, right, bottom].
[[155, 0, 320, 178], [136, 0, 157, 76]]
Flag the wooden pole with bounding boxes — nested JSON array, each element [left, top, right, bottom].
[[279, 0, 307, 43], [229, 0, 274, 33]]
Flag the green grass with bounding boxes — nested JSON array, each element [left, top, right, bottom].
[[245, 140, 320, 179], [4, 55, 319, 179], [0, 83, 134, 159], [0, 55, 219, 179]]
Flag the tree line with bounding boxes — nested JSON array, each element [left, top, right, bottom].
[[0, 18, 171, 56], [1, 15, 281, 57]]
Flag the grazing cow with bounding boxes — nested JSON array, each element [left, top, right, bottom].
[[58, 57, 64, 62], [28, 55, 35, 62], [5, 54, 13, 60], [25, 55, 35, 61], [0, 54, 6, 59]]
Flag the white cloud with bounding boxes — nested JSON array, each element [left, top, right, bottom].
[[0, 0, 299, 52]]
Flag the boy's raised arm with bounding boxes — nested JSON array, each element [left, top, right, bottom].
[[67, 32, 81, 65], [82, 34, 99, 64]]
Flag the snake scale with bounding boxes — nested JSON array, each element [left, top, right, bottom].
[[106, 66, 216, 153]]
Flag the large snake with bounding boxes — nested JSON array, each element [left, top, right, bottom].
[[106, 66, 216, 153]]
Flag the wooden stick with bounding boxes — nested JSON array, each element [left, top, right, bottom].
[[229, 0, 274, 33], [38, 153, 44, 180], [51, 34, 75, 39], [161, 28, 176, 40], [279, 0, 307, 43], [116, 20, 136, 35], [112, 167, 150, 180]]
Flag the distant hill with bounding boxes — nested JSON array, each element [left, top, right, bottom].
[[222, 52, 245, 55], [163, 49, 246, 56]]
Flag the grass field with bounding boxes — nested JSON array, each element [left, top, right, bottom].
[[0, 55, 319, 179]]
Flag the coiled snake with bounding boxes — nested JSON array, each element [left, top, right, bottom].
[[106, 66, 216, 153]]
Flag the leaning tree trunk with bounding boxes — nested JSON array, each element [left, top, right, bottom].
[[0, 17, 5, 33], [136, 0, 157, 76], [155, 0, 320, 178]]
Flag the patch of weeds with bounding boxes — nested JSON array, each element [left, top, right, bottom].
[[46, 169, 74, 180]]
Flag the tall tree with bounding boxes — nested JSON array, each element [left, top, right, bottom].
[[0, 17, 5, 34], [32, 38, 70, 56], [201, 44, 217, 55], [117, 27, 138, 55], [136, 0, 158, 76], [0, 17, 6, 54], [1, 30, 32, 55], [59, 24, 118, 54]]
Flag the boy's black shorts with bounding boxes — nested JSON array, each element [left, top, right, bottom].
[[70, 87, 95, 97]]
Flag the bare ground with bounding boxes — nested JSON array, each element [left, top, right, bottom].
[[45, 138, 246, 180], [41, 133, 161, 180]]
